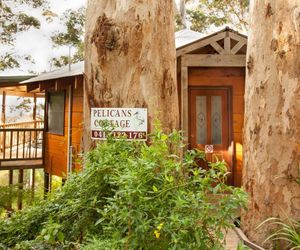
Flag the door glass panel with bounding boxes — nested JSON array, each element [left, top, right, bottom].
[[211, 96, 222, 144], [196, 96, 207, 144]]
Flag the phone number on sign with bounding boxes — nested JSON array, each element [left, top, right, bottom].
[[92, 130, 147, 140]]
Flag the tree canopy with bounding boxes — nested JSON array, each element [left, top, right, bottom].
[[175, 0, 249, 32], [50, 7, 85, 68], [0, 0, 249, 72], [0, 0, 53, 70], [0, 0, 83, 72]]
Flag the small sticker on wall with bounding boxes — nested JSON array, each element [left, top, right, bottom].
[[205, 145, 214, 153]]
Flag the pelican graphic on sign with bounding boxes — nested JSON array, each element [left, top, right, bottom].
[[133, 111, 145, 129]]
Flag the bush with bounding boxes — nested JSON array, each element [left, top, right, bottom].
[[0, 127, 247, 249]]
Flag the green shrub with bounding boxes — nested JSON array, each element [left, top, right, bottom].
[[0, 127, 247, 249], [82, 129, 247, 249]]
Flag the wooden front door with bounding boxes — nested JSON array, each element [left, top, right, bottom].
[[189, 88, 233, 182]]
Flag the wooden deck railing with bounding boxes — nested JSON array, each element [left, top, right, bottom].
[[0, 128, 44, 161], [0, 120, 44, 129], [0, 121, 44, 161], [0, 121, 45, 212]]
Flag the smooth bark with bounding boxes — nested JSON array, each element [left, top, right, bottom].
[[242, 0, 300, 247]]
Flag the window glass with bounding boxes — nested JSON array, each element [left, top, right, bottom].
[[211, 96, 222, 144], [48, 92, 65, 135], [196, 96, 207, 144]]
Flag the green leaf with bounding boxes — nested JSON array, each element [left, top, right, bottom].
[[44, 234, 50, 241], [152, 185, 158, 192], [57, 231, 64, 242]]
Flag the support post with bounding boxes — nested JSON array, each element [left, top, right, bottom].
[[7, 170, 13, 217], [30, 93, 37, 201], [30, 168, 35, 203], [44, 172, 50, 196], [17, 169, 23, 210]]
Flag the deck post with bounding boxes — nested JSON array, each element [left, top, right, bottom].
[[7, 170, 13, 216], [30, 168, 35, 202], [17, 169, 24, 210], [30, 93, 37, 197], [44, 172, 50, 196]]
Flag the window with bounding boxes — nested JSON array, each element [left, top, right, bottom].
[[48, 91, 65, 135]]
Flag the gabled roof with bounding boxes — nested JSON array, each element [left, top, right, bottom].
[[176, 26, 247, 57], [21, 61, 84, 84], [178, 27, 246, 49]]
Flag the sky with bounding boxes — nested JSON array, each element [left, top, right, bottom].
[[1, 0, 86, 76]]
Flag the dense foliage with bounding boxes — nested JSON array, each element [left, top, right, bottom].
[[187, 0, 249, 32], [0, 0, 52, 70], [0, 0, 82, 71], [50, 7, 85, 67], [175, 0, 249, 32], [0, 128, 247, 249]]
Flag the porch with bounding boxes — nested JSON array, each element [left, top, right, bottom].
[[0, 120, 45, 211], [0, 77, 46, 211], [0, 120, 44, 170]]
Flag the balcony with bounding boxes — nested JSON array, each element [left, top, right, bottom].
[[0, 120, 44, 170]]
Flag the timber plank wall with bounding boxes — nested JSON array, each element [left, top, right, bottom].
[[44, 76, 83, 177]]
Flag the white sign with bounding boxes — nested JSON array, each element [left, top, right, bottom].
[[205, 144, 214, 153], [91, 108, 147, 141]]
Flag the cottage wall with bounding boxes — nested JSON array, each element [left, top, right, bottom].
[[44, 76, 83, 177]]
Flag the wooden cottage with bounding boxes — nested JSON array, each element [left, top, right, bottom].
[[18, 27, 247, 189], [21, 62, 84, 189], [176, 27, 247, 186]]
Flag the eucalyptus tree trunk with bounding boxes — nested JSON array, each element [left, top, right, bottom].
[[242, 0, 300, 247], [84, 0, 179, 150]]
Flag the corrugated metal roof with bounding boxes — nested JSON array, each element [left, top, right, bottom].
[[21, 61, 84, 84], [175, 29, 204, 49]]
